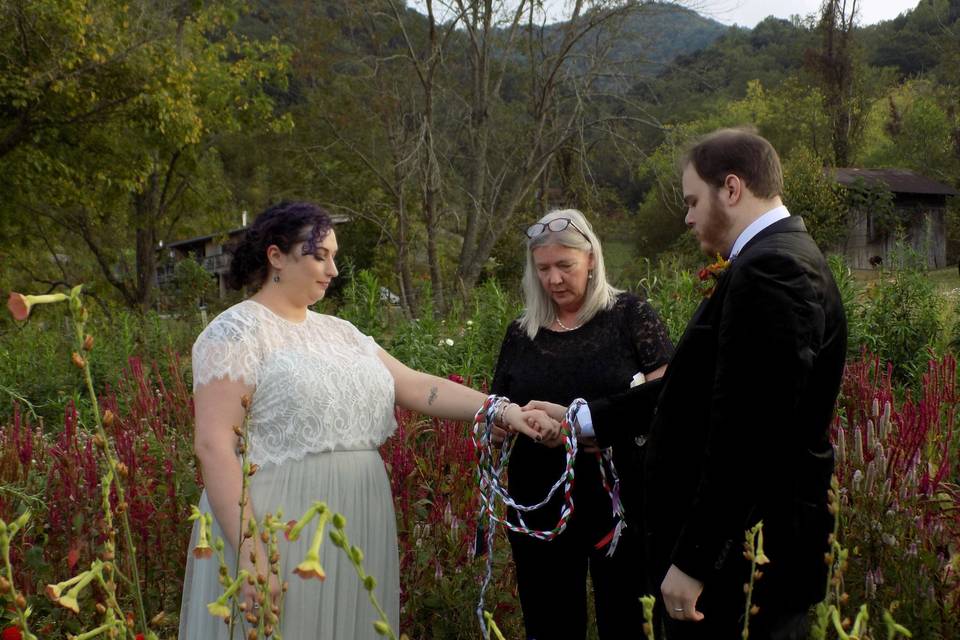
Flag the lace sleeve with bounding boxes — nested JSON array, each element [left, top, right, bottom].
[[191, 308, 261, 390], [335, 317, 382, 357], [355, 330, 381, 357], [623, 295, 674, 373]]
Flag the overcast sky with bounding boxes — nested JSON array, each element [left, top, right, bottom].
[[410, 0, 921, 28], [704, 0, 919, 26]]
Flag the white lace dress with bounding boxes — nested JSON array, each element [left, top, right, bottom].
[[178, 300, 399, 639]]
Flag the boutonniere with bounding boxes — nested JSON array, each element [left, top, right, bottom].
[[697, 254, 731, 298]]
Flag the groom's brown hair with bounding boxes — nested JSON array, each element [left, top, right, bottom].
[[682, 127, 784, 199]]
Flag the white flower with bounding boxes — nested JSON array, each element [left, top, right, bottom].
[[852, 469, 863, 491], [444, 338, 454, 347], [466, 320, 474, 326], [630, 371, 646, 388]]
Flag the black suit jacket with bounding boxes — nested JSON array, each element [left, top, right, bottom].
[[590, 216, 847, 613]]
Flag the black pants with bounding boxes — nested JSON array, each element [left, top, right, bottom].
[[508, 523, 645, 640]]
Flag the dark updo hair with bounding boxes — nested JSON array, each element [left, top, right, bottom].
[[226, 201, 334, 290]]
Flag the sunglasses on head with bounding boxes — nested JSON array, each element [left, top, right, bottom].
[[524, 217, 591, 243]]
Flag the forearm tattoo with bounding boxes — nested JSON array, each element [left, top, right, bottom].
[[427, 385, 438, 406]]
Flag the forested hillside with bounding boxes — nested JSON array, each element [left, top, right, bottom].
[[1, 0, 957, 314]]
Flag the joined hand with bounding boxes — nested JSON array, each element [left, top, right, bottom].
[[521, 400, 599, 450], [494, 404, 561, 445]]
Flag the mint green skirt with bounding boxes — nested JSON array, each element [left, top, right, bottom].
[[178, 449, 400, 639]]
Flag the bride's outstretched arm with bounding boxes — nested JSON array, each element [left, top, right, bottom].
[[376, 348, 558, 441]]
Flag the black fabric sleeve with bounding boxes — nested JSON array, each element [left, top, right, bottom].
[[490, 320, 521, 397], [671, 253, 824, 580], [625, 297, 675, 373], [589, 377, 664, 449]]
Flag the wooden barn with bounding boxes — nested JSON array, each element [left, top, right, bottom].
[[834, 168, 958, 269]]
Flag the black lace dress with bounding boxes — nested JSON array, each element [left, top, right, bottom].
[[491, 292, 673, 639], [492, 292, 673, 536]]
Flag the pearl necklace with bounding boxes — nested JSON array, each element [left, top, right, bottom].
[[555, 317, 582, 331]]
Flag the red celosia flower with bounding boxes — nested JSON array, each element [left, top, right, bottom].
[[135, 634, 145, 640], [2, 626, 23, 640], [447, 374, 465, 384]]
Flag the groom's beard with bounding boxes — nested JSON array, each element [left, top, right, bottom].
[[698, 196, 734, 258]]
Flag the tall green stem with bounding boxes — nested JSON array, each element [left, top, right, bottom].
[[2, 526, 38, 640], [229, 408, 252, 639], [73, 316, 148, 636]]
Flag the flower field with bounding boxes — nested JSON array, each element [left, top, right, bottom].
[[0, 260, 957, 639]]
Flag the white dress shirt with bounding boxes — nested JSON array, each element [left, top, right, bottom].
[[727, 205, 790, 260]]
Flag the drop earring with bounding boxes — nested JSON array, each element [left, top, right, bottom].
[[588, 271, 594, 280], [273, 274, 280, 283]]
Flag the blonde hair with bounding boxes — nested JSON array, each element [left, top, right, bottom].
[[519, 208, 621, 339]]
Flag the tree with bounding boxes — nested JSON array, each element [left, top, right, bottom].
[[309, 0, 667, 304], [806, 0, 867, 166], [782, 145, 846, 250], [861, 81, 959, 185], [321, 0, 460, 316], [447, 0, 655, 294], [386, 0, 458, 315], [1, 1, 292, 311]]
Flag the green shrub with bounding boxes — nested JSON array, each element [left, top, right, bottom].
[[858, 246, 944, 383], [332, 268, 520, 383], [636, 253, 703, 345], [0, 307, 198, 424], [828, 254, 871, 355]]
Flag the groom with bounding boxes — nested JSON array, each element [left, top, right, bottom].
[[532, 128, 847, 639]]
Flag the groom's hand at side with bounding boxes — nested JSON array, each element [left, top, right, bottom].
[[661, 564, 705, 622]]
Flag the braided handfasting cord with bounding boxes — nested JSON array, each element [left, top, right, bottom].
[[596, 447, 627, 557], [568, 398, 626, 557], [473, 395, 578, 637]]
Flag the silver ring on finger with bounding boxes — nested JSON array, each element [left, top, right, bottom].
[[673, 607, 684, 612]]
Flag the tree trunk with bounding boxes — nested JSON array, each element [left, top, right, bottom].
[[425, 213, 443, 314], [133, 172, 160, 313], [394, 169, 417, 317], [458, 55, 490, 280], [421, 51, 445, 315]]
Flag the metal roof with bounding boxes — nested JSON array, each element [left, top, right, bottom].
[[832, 168, 959, 196]]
